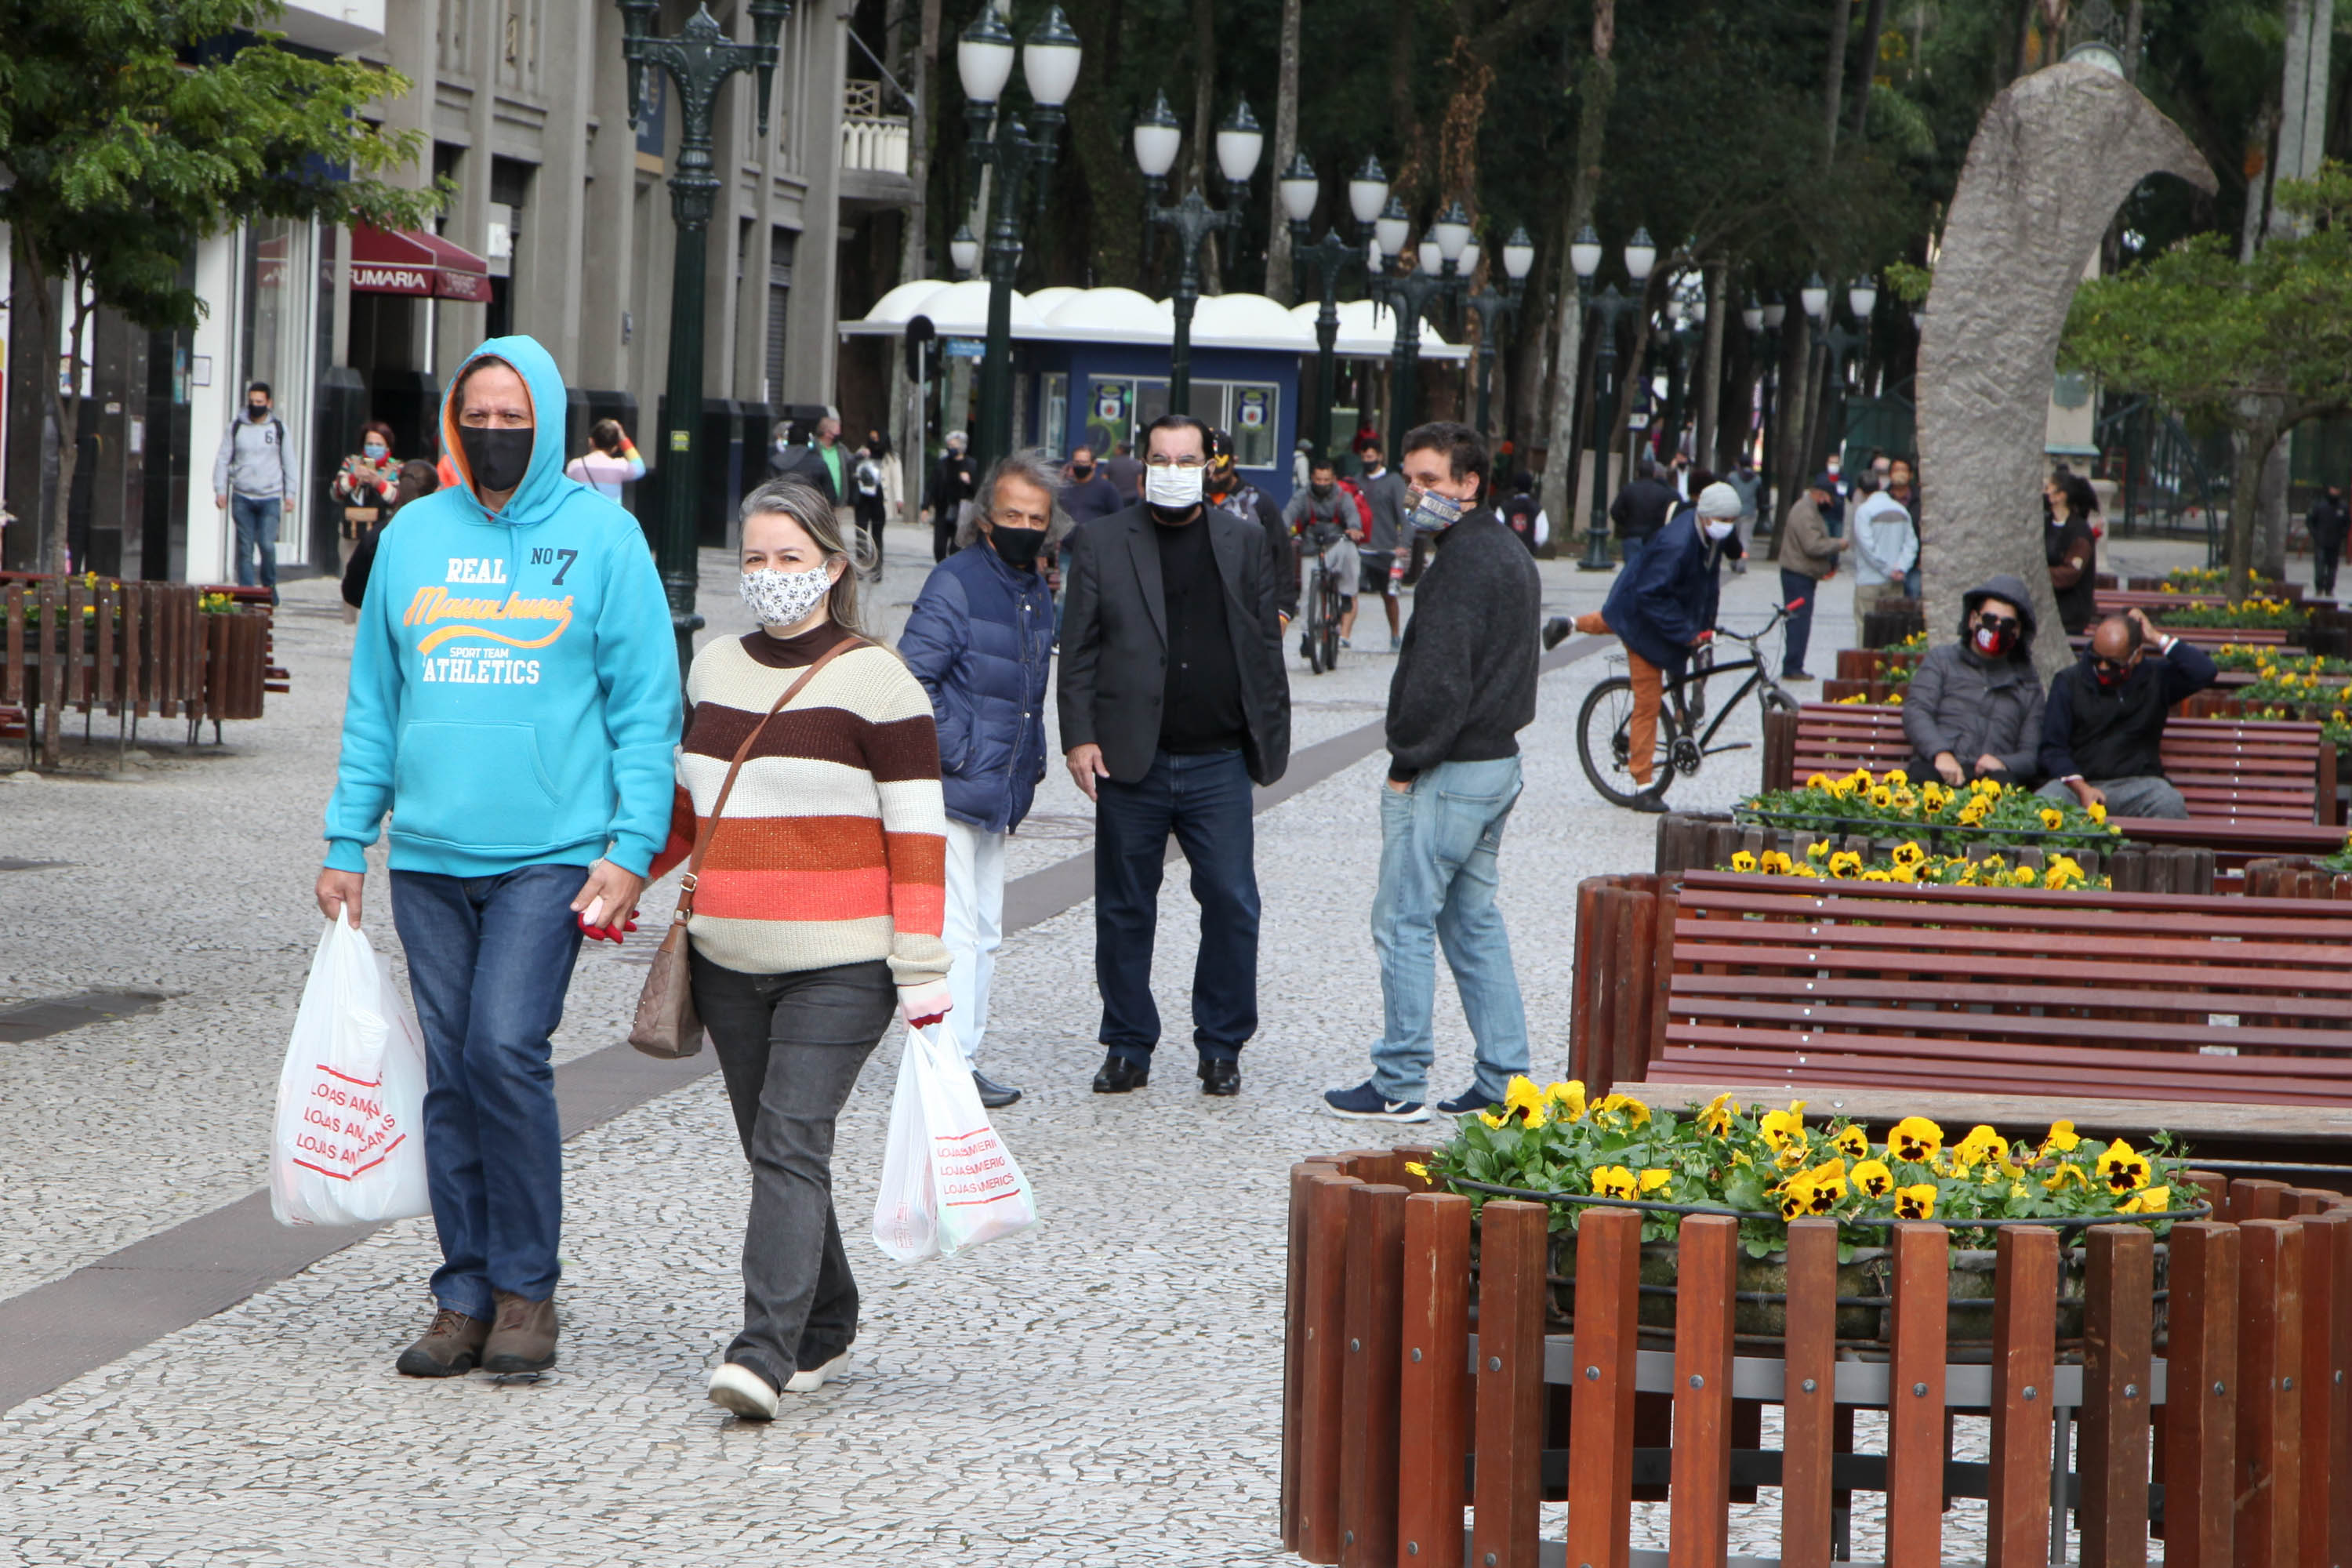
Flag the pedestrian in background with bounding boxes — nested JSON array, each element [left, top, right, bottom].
[[1888, 456, 1922, 599], [899, 451, 1064, 1112], [1206, 430, 1297, 626], [1726, 457, 1762, 572], [2045, 470, 2099, 635], [1847, 470, 1917, 644], [651, 478, 949, 1422], [2308, 483, 2346, 597], [1607, 456, 1678, 576], [851, 442, 888, 577], [213, 379, 291, 603], [1323, 422, 1538, 1123], [1284, 456, 1363, 648], [339, 458, 439, 618], [1060, 442, 1125, 528], [1348, 438, 1410, 652], [1102, 440, 1145, 503], [564, 419, 645, 503], [318, 336, 678, 1381], [865, 429, 906, 528], [1056, 413, 1290, 1098], [1495, 470, 1547, 554], [930, 432, 978, 562], [1774, 474, 1849, 682]]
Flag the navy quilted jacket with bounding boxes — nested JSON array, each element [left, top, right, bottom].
[[898, 539, 1055, 833]]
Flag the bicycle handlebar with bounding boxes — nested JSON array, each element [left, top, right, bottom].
[[1712, 601, 1803, 644]]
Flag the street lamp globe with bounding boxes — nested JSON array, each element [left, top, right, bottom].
[[1374, 197, 1410, 261], [956, 7, 1017, 106], [1762, 299, 1787, 328], [1800, 274, 1829, 321], [1279, 154, 1319, 225], [1847, 279, 1878, 321], [1624, 227, 1657, 283], [1432, 201, 1472, 263], [1020, 6, 1083, 108], [1459, 240, 1482, 278], [949, 225, 982, 276], [1742, 299, 1764, 333], [1347, 157, 1389, 227], [1215, 100, 1265, 185], [1417, 238, 1443, 276], [1569, 223, 1603, 282], [1501, 227, 1536, 281], [1131, 92, 1181, 179]]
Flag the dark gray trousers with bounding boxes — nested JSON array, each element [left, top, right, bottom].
[[691, 951, 897, 1394]]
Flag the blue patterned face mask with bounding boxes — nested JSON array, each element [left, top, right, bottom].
[[1405, 485, 1468, 533]]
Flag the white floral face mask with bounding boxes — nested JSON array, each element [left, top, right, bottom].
[[740, 563, 834, 626]]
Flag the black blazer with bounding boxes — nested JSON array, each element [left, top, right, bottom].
[[1057, 503, 1291, 787]]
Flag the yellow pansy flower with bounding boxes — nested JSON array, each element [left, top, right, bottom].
[[1591, 1166, 1638, 1200], [2095, 1139, 2151, 1194], [1759, 1101, 1808, 1152], [1596, 1093, 1651, 1127], [1894, 1184, 1938, 1220], [1404, 1160, 1430, 1181], [1852, 1158, 1895, 1198], [2039, 807, 2065, 830], [1639, 1169, 1674, 1193], [2041, 1120, 2081, 1155], [1699, 1093, 1737, 1137], [1889, 1116, 1944, 1163], [1547, 1080, 1588, 1122], [1806, 839, 1831, 862], [1951, 1125, 2005, 1171], [1730, 850, 1759, 873], [2116, 1185, 2172, 1216], [1832, 1124, 1870, 1160]]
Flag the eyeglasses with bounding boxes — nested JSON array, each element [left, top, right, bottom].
[[1976, 614, 2020, 634], [1143, 453, 1207, 470], [2091, 656, 2137, 679]]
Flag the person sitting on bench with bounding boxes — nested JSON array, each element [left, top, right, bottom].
[[2037, 607, 2216, 819], [1902, 573, 2045, 788]]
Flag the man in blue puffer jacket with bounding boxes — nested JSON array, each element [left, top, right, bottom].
[[898, 450, 1062, 1109]]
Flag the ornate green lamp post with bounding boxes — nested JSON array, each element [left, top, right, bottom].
[[956, 6, 1082, 470], [1571, 225, 1657, 572], [1278, 153, 1388, 459], [1134, 96, 1263, 416], [1461, 225, 1536, 446], [1367, 199, 1474, 456], [618, 0, 790, 676]]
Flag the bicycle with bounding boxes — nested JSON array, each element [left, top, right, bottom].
[[1296, 520, 1348, 674], [1574, 601, 1806, 807]]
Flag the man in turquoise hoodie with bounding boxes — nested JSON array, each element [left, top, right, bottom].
[[315, 336, 678, 1379]]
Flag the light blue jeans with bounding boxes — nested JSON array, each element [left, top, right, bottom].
[[1368, 755, 1531, 1105]]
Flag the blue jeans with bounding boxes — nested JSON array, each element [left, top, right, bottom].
[[1620, 534, 1647, 575], [1093, 748, 1258, 1063], [1779, 568, 1818, 676], [1904, 565, 1922, 599], [1368, 756, 1530, 1104], [230, 493, 280, 594], [390, 863, 588, 1318]]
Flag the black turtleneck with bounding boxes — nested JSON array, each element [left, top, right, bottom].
[[1152, 510, 1244, 753]]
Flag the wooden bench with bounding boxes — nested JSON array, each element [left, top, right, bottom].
[[1770, 702, 2336, 824], [1641, 871, 2352, 1108]]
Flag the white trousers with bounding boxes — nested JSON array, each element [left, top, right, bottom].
[[942, 819, 1006, 1066]]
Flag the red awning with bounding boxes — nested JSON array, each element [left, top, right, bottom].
[[349, 225, 492, 303]]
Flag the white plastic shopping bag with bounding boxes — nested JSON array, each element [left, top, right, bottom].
[[269, 919, 431, 1227], [871, 1023, 1038, 1261]]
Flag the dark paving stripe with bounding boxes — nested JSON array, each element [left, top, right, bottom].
[[0, 634, 1604, 1414], [0, 990, 172, 1045]]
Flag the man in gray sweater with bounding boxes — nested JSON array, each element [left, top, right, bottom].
[[1344, 439, 1410, 652], [212, 380, 292, 602], [1323, 421, 1541, 1123]]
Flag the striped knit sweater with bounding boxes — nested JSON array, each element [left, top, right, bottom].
[[653, 630, 950, 1014]]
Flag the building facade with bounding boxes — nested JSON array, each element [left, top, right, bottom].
[[2, 0, 882, 582]]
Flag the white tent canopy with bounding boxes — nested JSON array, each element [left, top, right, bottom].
[[841, 281, 1464, 359]]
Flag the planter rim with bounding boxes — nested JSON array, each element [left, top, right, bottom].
[[1451, 1175, 2210, 1232]]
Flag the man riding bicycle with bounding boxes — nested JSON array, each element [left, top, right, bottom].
[[1552, 481, 1744, 811], [1283, 456, 1363, 654]]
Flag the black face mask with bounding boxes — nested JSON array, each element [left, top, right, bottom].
[[1312, 483, 1334, 499], [459, 425, 535, 495], [248, 403, 270, 421], [989, 524, 1047, 571], [1070, 463, 1094, 479]]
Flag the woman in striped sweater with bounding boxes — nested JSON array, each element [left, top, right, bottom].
[[650, 478, 950, 1421]]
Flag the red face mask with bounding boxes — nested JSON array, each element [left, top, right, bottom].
[[1970, 615, 2019, 657]]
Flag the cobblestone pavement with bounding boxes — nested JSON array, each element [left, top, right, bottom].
[[0, 526, 2230, 1562]]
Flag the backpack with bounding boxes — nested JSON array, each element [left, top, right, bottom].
[[1336, 478, 1373, 540]]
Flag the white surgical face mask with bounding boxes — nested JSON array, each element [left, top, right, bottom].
[[740, 563, 834, 627], [1145, 463, 1204, 510], [1703, 518, 1735, 542]]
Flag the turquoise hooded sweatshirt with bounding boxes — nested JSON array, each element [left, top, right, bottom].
[[323, 336, 680, 879]]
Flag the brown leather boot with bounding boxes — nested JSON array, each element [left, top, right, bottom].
[[395, 1308, 490, 1378], [481, 1290, 559, 1374]]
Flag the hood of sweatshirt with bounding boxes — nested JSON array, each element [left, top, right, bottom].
[[438, 334, 575, 528]]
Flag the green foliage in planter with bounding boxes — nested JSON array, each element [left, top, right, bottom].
[[2324, 833, 2352, 874], [1422, 1081, 2195, 1262], [1742, 768, 2120, 855], [1718, 841, 2107, 889], [2154, 594, 2308, 630]]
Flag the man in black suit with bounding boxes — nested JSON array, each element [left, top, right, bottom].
[[1057, 413, 1291, 1098]]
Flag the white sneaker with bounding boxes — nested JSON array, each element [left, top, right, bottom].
[[706, 1362, 779, 1421], [785, 1349, 851, 1393]]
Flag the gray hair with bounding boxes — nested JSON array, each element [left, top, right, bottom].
[[738, 477, 875, 635], [956, 447, 1075, 550]]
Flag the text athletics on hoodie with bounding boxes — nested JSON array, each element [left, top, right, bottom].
[[323, 336, 680, 880]]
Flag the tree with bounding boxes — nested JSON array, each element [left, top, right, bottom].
[[2063, 165, 2352, 600], [1536, 0, 1615, 543], [1, 1, 436, 575]]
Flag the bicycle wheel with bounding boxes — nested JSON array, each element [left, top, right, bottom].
[[1577, 674, 1679, 807], [1319, 577, 1344, 670], [1305, 574, 1330, 673]]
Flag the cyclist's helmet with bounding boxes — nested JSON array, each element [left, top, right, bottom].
[[1205, 429, 1240, 495]]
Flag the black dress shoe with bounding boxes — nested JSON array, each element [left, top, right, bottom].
[[972, 1069, 1023, 1109], [1091, 1053, 1149, 1094], [1199, 1058, 1241, 1097]]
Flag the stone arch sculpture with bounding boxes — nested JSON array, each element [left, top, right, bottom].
[[1915, 60, 2216, 677]]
